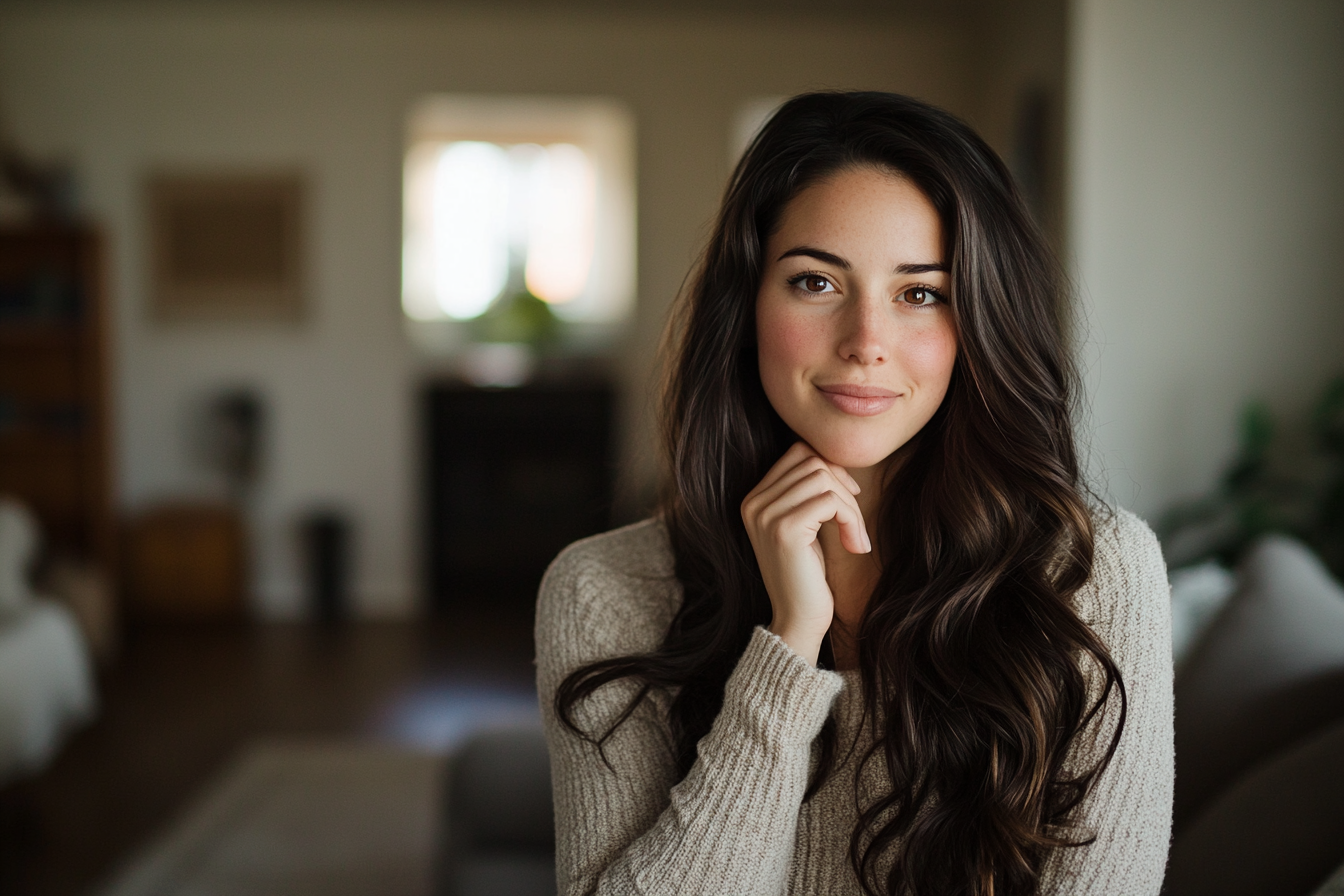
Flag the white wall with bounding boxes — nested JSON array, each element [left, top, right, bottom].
[[1070, 0, 1344, 522], [0, 2, 976, 617]]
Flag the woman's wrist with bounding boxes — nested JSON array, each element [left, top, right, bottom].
[[767, 619, 826, 666]]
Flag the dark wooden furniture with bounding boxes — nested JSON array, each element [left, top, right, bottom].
[[123, 503, 246, 619], [0, 225, 114, 581], [425, 381, 615, 615]]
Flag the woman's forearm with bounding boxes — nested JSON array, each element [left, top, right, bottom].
[[544, 627, 843, 896]]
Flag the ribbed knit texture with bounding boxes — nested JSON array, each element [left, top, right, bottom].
[[535, 508, 1174, 895]]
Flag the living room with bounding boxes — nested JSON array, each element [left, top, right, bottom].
[[0, 0, 1340, 894]]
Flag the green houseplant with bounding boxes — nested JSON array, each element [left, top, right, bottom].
[[1159, 376, 1344, 580]]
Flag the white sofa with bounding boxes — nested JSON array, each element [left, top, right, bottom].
[[0, 498, 96, 784], [0, 599, 96, 782]]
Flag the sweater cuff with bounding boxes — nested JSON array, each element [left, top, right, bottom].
[[722, 626, 845, 747]]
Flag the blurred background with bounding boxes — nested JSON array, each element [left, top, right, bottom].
[[0, 0, 1339, 894]]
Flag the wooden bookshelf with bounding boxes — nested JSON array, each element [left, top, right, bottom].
[[0, 224, 115, 583]]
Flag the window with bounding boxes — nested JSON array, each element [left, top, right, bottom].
[[402, 96, 635, 343]]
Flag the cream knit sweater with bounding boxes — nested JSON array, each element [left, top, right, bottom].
[[536, 508, 1174, 895]]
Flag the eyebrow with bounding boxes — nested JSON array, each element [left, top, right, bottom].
[[776, 246, 948, 275], [778, 246, 851, 270]]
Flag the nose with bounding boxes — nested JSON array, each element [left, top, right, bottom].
[[836, 294, 888, 365]]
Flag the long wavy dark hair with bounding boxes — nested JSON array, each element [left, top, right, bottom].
[[556, 91, 1124, 896]]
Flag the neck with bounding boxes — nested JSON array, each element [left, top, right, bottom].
[[846, 462, 887, 542]]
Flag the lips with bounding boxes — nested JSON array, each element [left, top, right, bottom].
[[816, 383, 900, 417]]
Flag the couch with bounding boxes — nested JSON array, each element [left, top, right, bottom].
[[1165, 536, 1344, 896], [434, 534, 1344, 896]]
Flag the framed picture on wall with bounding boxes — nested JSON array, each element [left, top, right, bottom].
[[146, 172, 304, 322]]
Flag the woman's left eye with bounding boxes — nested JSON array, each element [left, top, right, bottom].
[[899, 286, 944, 307]]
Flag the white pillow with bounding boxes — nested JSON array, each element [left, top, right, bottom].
[[1169, 560, 1237, 666]]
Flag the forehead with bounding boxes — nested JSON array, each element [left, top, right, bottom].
[[768, 166, 944, 261]]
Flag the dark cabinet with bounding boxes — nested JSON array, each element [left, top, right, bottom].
[[424, 382, 615, 615], [0, 225, 114, 579]]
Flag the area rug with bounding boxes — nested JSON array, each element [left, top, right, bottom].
[[95, 741, 446, 896]]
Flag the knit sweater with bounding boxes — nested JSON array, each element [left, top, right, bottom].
[[535, 508, 1174, 895]]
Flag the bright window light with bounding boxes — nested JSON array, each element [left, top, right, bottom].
[[431, 141, 510, 319], [525, 144, 597, 304], [402, 96, 635, 332]]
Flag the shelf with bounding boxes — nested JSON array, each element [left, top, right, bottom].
[[0, 428, 87, 451], [0, 322, 85, 345], [0, 224, 112, 581]]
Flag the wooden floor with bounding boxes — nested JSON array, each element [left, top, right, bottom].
[[0, 612, 536, 896]]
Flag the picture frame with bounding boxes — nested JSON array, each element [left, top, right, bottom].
[[147, 172, 304, 322]]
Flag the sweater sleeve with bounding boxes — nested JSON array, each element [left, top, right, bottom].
[[1038, 508, 1175, 896], [536, 529, 844, 896]]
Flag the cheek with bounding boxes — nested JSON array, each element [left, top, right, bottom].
[[903, 319, 958, 389], [756, 303, 819, 386]]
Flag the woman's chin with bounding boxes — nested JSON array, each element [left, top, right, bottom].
[[806, 438, 903, 472]]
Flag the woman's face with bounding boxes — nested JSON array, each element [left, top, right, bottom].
[[756, 165, 958, 473]]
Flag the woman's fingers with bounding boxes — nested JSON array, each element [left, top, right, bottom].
[[749, 470, 856, 532], [834, 498, 872, 555], [745, 470, 867, 552], [745, 461, 833, 521], [747, 441, 823, 499], [760, 481, 869, 554], [752, 456, 855, 510], [771, 490, 869, 555], [742, 442, 871, 664], [822, 457, 862, 497], [744, 447, 862, 523], [751, 442, 860, 497]]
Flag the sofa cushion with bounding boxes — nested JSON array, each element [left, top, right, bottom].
[[1169, 560, 1237, 666], [438, 725, 556, 896], [446, 725, 554, 851], [1164, 718, 1344, 896], [1173, 535, 1344, 829]]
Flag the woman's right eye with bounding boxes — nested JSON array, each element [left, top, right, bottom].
[[788, 273, 835, 294]]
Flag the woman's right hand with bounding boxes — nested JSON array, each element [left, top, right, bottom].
[[740, 441, 870, 665]]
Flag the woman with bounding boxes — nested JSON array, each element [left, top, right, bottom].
[[536, 91, 1173, 896]]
